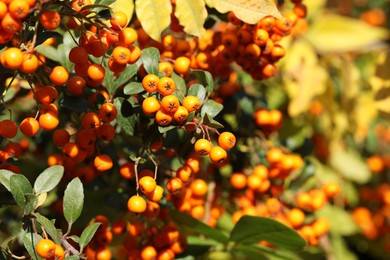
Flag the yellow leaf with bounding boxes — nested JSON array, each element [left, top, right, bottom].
[[304, 13, 389, 53], [212, 0, 281, 24], [135, 0, 172, 42], [204, 0, 216, 8], [35, 192, 47, 209], [174, 0, 208, 38], [110, 0, 134, 25], [283, 40, 327, 116]]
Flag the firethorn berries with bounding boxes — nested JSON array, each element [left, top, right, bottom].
[[182, 96, 200, 113], [36, 239, 56, 259], [0, 119, 18, 138], [50, 66, 69, 85], [139, 176, 157, 194], [127, 195, 147, 213], [174, 56, 190, 75], [40, 10, 61, 30], [20, 117, 40, 137], [99, 103, 118, 122], [147, 185, 164, 202], [142, 96, 161, 115], [142, 74, 159, 93], [209, 146, 227, 164], [194, 139, 212, 156], [2, 47, 23, 69], [173, 106, 189, 124], [157, 77, 176, 96], [166, 177, 183, 194], [218, 132, 236, 150], [94, 154, 113, 171]]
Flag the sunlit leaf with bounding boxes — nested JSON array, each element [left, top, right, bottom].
[[140, 47, 160, 75], [212, 0, 281, 24], [283, 40, 328, 117], [135, 0, 172, 41], [304, 13, 389, 53], [0, 169, 15, 191], [174, 0, 207, 37], [329, 142, 371, 184]]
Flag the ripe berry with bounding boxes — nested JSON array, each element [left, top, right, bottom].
[[127, 195, 147, 213]]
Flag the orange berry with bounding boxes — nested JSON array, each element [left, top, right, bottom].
[[110, 11, 128, 29], [39, 112, 59, 131], [218, 132, 236, 150], [127, 195, 147, 213], [155, 110, 173, 126], [142, 74, 159, 93], [0, 119, 18, 138], [20, 117, 40, 137], [142, 96, 161, 115], [147, 185, 164, 202], [367, 155, 384, 174], [99, 102, 118, 122], [158, 61, 173, 77], [174, 56, 190, 75], [194, 139, 212, 156], [140, 245, 157, 260], [68, 75, 86, 95], [166, 177, 183, 194], [69, 46, 89, 64], [173, 106, 189, 124], [36, 239, 55, 258], [182, 96, 200, 113], [288, 208, 305, 228], [3, 47, 23, 69], [50, 66, 69, 85], [190, 179, 208, 197], [119, 162, 135, 179], [40, 10, 61, 30], [230, 172, 247, 190], [139, 176, 157, 194], [20, 53, 39, 74], [82, 112, 101, 129], [118, 27, 138, 47], [157, 77, 176, 96], [94, 154, 113, 171], [112, 46, 131, 64], [35, 85, 58, 104], [209, 146, 227, 164]]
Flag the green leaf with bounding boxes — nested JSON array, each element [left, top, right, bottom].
[[188, 84, 206, 103], [202, 113, 224, 128], [192, 69, 214, 94], [201, 99, 223, 118], [23, 232, 44, 260], [63, 178, 84, 225], [331, 234, 358, 260], [115, 64, 139, 89], [230, 216, 306, 251], [124, 82, 144, 95], [114, 97, 139, 136], [170, 210, 229, 244], [0, 169, 15, 191], [211, 0, 281, 24], [232, 244, 268, 260], [24, 194, 38, 216], [158, 125, 176, 134], [35, 45, 60, 63], [174, 0, 207, 37], [172, 71, 187, 98], [79, 222, 101, 253], [33, 213, 61, 245], [140, 47, 160, 75], [104, 67, 115, 94], [68, 235, 80, 244], [135, 0, 172, 41], [34, 165, 64, 195], [10, 174, 33, 208]]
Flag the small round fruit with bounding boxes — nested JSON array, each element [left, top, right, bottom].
[[218, 132, 236, 150], [139, 176, 157, 194], [127, 195, 147, 213], [36, 239, 55, 258], [209, 146, 227, 164]]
